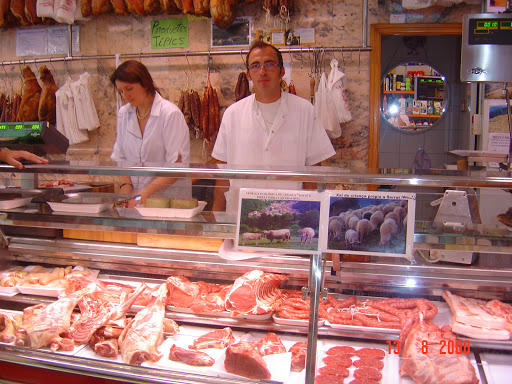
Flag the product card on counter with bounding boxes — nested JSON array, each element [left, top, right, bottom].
[[235, 188, 323, 255]]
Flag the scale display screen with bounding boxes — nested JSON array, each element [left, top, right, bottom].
[[0, 121, 44, 143], [0, 121, 68, 154], [0, 121, 43, 139], [469, 17, 512, 44]]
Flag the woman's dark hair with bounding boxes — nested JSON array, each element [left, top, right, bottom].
[[110, 60, 158, 94], [245, 40, 283, 69]]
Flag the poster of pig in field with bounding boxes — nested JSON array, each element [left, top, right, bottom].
[[236, 189, 323, 254], [322, 190, 416, 259]]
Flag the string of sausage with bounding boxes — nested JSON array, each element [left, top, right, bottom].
[[276, 293, 437, 335]]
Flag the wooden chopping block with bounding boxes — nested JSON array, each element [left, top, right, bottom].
[[137, 234, 223, 252], [63, 229, 137, 244]]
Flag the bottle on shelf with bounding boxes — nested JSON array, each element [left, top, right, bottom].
[[406, 95, 413, 114], [383, 95, 388, 112], [398, 95, 406, 115]]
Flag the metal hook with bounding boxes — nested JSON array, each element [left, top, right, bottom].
[[81, 56, 86, 73], [240, 49, 246, 69], [300, 47, 304, 70], [138, 53, 142, 63], [49, 57, 57, 74], [185, 53, 192, 75]]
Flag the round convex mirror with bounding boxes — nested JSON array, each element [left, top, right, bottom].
[[381, 62, 447, 132]]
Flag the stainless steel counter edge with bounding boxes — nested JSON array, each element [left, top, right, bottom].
[[2, 162, 512, 187]]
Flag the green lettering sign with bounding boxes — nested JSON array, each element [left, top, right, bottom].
[[151, 19, 188, 49]]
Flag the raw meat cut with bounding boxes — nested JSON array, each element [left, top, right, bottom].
[[354, 367, 382, 381], [400, 319, 479, 384], [67, 282, 146, 344], [189, 327, 235, 350], [251, 332, 286, 356], [289, 341, 307, 372], [319, 365, 350, 377], [314, 375, 341, 384], [119, 283, 168, 365], [166, 275, 201, 308], [94, 338, 119, 358], [50, 336, 74, 352], [353, 358, 384, 370], [224, 270, 288, 316], [224, 342, 271, 380], [168, 344, 215, 366], [443, 291, 506, 329], [326, 345, 356, 356], [355, 348, 385, 360], [323, 354, 352, 368], [17, 282, 98, 349], [188, 286, 230, 313], [17, 65, 41, 122], [443, 290, 510, 340], [0, 313, 16, 343]]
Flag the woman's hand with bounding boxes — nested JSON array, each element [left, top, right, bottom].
[[0, 149, 49, 169]]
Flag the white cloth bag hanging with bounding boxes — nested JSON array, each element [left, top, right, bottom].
[[327, 59, 352, 124], [314, 72, 341, 139]]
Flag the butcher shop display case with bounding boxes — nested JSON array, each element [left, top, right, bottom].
[[0, 161, 511, 384]]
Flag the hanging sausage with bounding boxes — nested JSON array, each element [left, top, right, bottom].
[[200, 80, 220, 149], [235, 72, 250, 101]]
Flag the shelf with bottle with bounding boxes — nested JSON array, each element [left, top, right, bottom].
[[408, 114, 441, 118], [382, 90, 415, 95]]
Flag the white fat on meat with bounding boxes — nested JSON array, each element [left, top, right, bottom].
[[119, 283, 168, 365], [443, 291, 510, 339], [451, 320, 510, 341]]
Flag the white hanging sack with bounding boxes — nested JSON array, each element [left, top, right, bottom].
[[314, 72, 341, 139], [327, 59, 352, 124], [36, 0, 55, 18], [54, 0, 76, 24]]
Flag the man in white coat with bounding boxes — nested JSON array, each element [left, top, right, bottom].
[[211, 40, 335, 212]]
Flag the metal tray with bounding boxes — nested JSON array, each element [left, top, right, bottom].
[[0, 189, 43, 209], [47, 192, 136, 213]]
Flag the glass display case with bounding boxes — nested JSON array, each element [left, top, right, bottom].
[[0, 161, 511, 384]]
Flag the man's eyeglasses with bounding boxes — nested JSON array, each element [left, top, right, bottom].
[[248, 62, 281, 72]]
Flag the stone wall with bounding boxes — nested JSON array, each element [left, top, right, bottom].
[[0, 0, 481, 175]]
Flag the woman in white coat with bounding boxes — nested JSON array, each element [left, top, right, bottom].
[[110, 60, 191, 207]]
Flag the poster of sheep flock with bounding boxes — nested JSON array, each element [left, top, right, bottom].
[[236, 188, 323, 254], [235, 188, 416, 258], [322, 190, 416, 259]]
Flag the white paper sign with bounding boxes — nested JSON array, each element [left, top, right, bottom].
[[16, 25, 79, 57], [487, 133, 510, 168]]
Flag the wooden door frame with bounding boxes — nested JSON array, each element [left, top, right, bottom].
[[368, 23, 463, 170]]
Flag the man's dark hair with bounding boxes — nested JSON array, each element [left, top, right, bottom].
[[245, 40, 284, 69]]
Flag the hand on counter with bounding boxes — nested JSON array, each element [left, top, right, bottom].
[[0, 148, 49, 169]]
